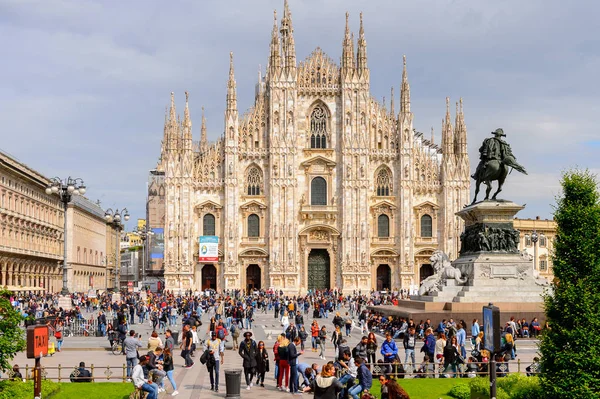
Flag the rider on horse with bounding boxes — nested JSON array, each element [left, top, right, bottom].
[[472, 128, 526, 181]]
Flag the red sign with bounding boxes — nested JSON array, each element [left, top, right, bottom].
[[27, 325, 49, 359]]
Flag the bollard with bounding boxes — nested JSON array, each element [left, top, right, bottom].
[[123, 363, 127, 382], [517, 358, 521, 373], [91, 364, 94, 382], [58, 364, 62, 382]]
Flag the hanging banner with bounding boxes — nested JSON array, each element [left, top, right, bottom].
[[199, 236, 219, 262]]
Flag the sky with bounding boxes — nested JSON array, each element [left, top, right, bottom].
[[1, 0, 599, 230]]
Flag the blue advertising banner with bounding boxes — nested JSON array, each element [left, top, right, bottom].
[[150, 228, 164, 259]]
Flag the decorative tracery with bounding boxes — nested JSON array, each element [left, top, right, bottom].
[[376, 167, 392, 196], [246, 166, 263, 196], [310, 105, 328, 149]]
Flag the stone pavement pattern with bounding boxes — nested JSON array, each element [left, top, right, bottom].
[[11, 309, 540, 398]]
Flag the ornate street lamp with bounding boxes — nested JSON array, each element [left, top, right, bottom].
[[45, 177, 86, 295], [104, 208, 130, 291], [531, 230, 539, 270]]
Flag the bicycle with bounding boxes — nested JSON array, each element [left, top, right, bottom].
[[111, 338, 124, 355]]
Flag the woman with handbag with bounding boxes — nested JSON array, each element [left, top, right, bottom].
[[331, 326, 342, 359], [54, 320, 64, 352], [255, 340, 269, 387]]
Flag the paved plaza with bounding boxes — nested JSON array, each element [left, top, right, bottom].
[[10, 308, 541, 398]]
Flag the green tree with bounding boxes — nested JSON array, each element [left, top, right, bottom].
[[539, 170, 600, 398], [0, 289, 26, 372]]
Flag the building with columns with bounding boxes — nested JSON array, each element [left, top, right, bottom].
[[0, 149, 64, 293], [158, 3, 470, 294], [66, 196, 111, 292], [514, 216, 556, 280]]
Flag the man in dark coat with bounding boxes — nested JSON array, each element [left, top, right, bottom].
[[238, 331, 258, 390]]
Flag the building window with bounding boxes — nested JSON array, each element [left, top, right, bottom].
[[376, 167, 392, 196], [378, 214, 390, 238], [525, 235, 532, 247], [203, 213, 216, 236], [77, 247, 81, 263], [311, 177, 327, 206], [310, 105, 328, 149], [248, 214, 260, 237], [420, 214, 432, 238], [246, 166, 262, 196], [539, 235, 547, 247], [540, 260, 548, 271]]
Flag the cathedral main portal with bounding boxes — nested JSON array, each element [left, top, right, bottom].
[[307, 249, 330, 291]]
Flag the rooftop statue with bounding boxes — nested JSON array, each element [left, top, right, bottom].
[[471, 128, 527, 204]]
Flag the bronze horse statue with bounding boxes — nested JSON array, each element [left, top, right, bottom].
[[471, 154, 527, 205]]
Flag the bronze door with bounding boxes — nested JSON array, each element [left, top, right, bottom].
[[201, 264, 217, 290], [246, 264, 261, 291], [377, 264, 391, 291], [308, 249, 330, 291]]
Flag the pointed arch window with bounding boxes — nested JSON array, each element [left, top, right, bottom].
[[248, 214, 260, 237], [310, 105, 328, 149], [420, 214, 433, 238], [378, 214, 390, 238], [203, 214, 216, 236], [311, 177, 327, 206], [246, 166, 263, 196], [376, 167, 392, 196]]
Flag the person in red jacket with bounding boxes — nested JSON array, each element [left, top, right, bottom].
[[310, 321, 320, 352]]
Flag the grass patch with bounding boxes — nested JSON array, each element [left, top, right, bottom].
[[370, 378, 466, 399], [49, 382, 133, 399]]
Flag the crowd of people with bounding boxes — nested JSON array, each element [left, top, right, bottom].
[[7, 288, 545, 399]]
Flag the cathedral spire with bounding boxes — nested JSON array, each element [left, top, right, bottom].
[[390, 86, 395, 117], [356, 12, 368, 74], [442, 97, 454, 156], [280, 0, 296, 71], [200, 106, 207, 152], [183, 91, 191, 131], [455, 97, 468, 156], [227, 52, 237, 112], [270, 10, 281, 73], [342, 12, 354, 71], [401, 55, 411, 114]]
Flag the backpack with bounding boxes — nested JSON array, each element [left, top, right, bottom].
[[217, 328, 225, 340], [352, 346, 360, 359], [232, 326, 240, 339], [278, 344, 289, 360]]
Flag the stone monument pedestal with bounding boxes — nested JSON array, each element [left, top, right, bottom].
[[58, 295, 72, 310], [384, 200, 548, 322]]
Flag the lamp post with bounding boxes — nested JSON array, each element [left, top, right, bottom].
[[531, 230, 539, 271], [45, 177, 87, 295], [104, 208, 130, 292], [135, 226, 154, 291]]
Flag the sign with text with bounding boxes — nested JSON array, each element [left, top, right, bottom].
[[199, 236, 219, 262], [27, 325, 49, 359], [483, 304, 501, 354]]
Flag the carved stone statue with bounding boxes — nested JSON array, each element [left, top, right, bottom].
[[418, 250, 466, 296], [471, 128, 527, 204]]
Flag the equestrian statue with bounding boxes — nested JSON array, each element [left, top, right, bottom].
[[471, 128, 527, 204]]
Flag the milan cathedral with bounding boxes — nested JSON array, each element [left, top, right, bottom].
[[157, 2, 470, 294]]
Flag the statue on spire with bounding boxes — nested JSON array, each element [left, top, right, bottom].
[[471, 128, 527, 204]]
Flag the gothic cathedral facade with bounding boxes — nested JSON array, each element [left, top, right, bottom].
[[157, 3, 470, 294]]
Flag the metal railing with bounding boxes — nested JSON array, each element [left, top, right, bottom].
[[336, 360, 540, 379], [1, 364, 129, 383]]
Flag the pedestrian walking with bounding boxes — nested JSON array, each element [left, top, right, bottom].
[[255, 340, 269, 387], [204, 331, 225, 392], [123, 330, 143, 380], [163, 347, 179, 396], [180, 324, 194, 368], [318, 326, 327, 360], [238, 331, 258, 390]]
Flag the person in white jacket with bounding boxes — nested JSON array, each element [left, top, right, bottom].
[[281, 312, 290, 333], [132, 355, 159, 399]]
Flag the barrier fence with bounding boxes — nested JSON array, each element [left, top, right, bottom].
[[0, 360, 539, 384]]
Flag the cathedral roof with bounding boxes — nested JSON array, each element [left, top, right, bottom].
[[297, 47, 340, 94]]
